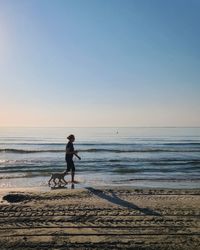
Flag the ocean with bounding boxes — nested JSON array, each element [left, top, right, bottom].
[[0, 127, 200, 189]]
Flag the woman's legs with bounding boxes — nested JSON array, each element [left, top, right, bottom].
[[67, 160, 75, 183], [71, 170, 75, 183]]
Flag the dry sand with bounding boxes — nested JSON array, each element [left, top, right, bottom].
[[0, 187, 199, 249]]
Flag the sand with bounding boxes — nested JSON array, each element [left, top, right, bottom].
[[0, 186, 199, 249]]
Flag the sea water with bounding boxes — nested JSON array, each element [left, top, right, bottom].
[[0, 127, 200, 189]]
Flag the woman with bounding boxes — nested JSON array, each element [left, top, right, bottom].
[[65, 134, 81, 183]]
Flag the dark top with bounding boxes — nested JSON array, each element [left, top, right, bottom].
[[65, 141, 74, 161]]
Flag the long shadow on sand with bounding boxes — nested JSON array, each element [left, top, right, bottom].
[[86, 187, 161, 216]]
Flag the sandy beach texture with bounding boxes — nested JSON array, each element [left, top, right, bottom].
[[0, 187, 199, 249]]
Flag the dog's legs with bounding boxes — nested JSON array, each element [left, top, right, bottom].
[[62, 178, 68, 185], [48, 176, 53, 186], [57, 178, 61, 186], [53, 178, 57, 186], [58, 178, 64, 186], [60, 178, 68, 185]]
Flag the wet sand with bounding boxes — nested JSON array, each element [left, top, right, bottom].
[[0, 187, 199, 249]]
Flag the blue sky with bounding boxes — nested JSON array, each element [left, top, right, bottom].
[[0, 0, 200, 126]]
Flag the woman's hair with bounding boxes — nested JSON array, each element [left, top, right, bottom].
[[67, 134, 75, 140]]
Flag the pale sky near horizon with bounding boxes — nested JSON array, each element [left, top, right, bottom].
[[0, 0, 200, 127]]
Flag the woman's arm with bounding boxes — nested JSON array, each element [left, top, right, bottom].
[[66, 148, 78, 155], [66, 146, 81, 160]]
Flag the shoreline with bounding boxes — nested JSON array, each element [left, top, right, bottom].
[[0, 174, 199, 191]]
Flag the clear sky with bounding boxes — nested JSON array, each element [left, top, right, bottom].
[[0, 0, 200, 127]]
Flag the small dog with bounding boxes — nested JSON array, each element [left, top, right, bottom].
[[48, 170, 68, 187]]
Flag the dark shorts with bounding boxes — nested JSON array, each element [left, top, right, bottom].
[[66, 159, 75, 172]]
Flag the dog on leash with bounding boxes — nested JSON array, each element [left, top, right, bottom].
[[48, 170, 68, 187]]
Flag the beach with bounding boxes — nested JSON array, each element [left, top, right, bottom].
[[0, 127, 200, 248], [0, 187, 199, 249]]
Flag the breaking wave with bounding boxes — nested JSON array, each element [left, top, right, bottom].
[[1, 147, 200, 154]]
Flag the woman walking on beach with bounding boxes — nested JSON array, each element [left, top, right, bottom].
[[65, 134, 80, 183]]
